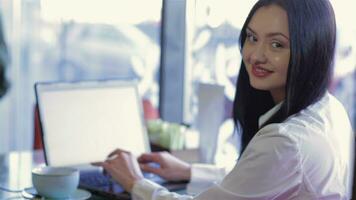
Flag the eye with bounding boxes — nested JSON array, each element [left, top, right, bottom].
[[246, 33, 257, 43], [271, 41, 283, 48]]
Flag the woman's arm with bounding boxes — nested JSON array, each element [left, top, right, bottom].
[[96, 124, 303, 200]]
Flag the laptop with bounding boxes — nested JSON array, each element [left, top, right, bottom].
[[34, 79, 186, 199]]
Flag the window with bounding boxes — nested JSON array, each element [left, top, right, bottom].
[[0, 0, 162, 152]]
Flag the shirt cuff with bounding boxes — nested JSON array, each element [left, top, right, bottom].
[[187, 163, 226, 195], [132, 179, 167, 200]]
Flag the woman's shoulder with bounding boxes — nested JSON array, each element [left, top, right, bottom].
[[288, 92, 351, 133], [254, 91, 353, 152], [256, 92, 345, 137], [256, 91, 353, 159]]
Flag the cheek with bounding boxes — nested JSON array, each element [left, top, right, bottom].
[[242, 46, 251, 64], [271, 54, 289, 75]]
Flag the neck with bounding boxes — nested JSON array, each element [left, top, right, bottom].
[[270, 88, 285, 104]]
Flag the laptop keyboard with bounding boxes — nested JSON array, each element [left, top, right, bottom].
[[79, 170, 187, 199], [80, 170, 165, 188], [80, 172, 113, 187]]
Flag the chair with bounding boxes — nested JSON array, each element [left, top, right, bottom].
[[33, 104, 43, 150]]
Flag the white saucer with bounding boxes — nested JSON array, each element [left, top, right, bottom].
[[22, 187, 91, 200]]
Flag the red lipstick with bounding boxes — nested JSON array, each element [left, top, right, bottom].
[[251, 65, 273, 78]]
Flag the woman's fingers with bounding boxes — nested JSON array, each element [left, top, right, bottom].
[[138, 153, 161, 163], [139, 163, 162, 176], [108, 148, 129, 157], [91, 161, 111, 175]]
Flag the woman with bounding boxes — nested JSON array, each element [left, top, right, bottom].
[[95, 0, 354, 199]]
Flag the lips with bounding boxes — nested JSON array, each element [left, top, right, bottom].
[[251, 65, 273, 78]]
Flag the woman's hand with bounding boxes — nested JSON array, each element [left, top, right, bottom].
[[93, 149, 144, 192], [138, 151, 191, 181]]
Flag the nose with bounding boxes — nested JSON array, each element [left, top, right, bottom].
[[250, 43, 267, 64]]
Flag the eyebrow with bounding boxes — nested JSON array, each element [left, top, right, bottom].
[[247, 27, 289, 40]]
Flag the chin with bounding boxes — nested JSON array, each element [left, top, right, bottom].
[[249, 80, 270, 91]]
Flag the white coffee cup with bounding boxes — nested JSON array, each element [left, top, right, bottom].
[[32, 166, 79, 198]]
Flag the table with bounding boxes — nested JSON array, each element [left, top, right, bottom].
[[0, 149, 198, 200], [0, 151, 106, 200]]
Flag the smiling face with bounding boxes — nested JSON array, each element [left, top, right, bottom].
[[242, 5, 290, 103]]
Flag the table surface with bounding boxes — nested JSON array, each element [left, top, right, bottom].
[[0, 149, 198, 200], [0, 151, 108, 200]]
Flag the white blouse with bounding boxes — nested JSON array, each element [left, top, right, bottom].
[[132, 92, 354, 200]]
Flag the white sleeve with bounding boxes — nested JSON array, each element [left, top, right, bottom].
[[187, 120, 240, 195], [131, 179, 243, 200], [186, 164, 226, 195], [132, 179, 194, 200], [218, 124, 303, 199], [132, 125, 303, 200]]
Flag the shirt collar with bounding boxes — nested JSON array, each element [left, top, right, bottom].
[[258, 102, 283, 128]]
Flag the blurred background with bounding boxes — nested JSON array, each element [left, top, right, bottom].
[[0, 0, 355, 158]]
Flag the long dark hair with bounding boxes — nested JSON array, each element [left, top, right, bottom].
[[233, 0, 336, 153]]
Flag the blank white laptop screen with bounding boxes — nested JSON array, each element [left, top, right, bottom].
[[35, 80, 150, 167]]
